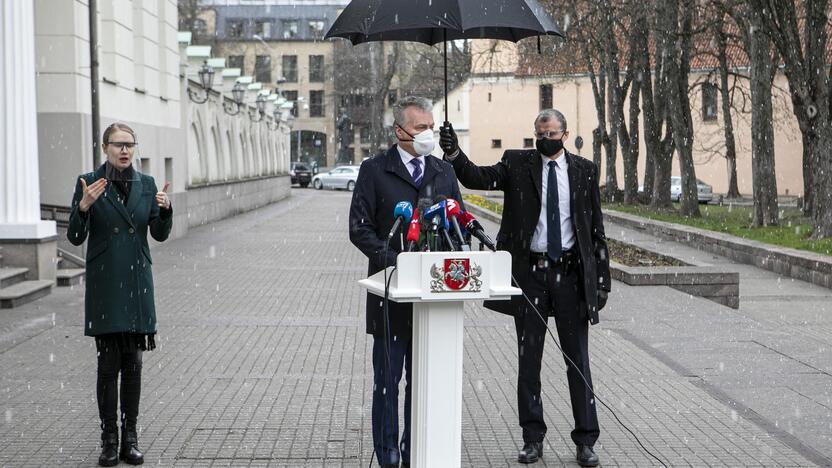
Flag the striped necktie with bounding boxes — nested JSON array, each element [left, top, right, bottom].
[[411, 158, 423, 186]]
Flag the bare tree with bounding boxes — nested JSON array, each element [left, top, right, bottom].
[[746, 0, 832, 238], [711, 8, 743, 198], [662, 0, 701, 217]]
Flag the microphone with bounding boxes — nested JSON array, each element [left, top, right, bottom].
[[406, 208, 421, 251], [458, 211, 496, 251], [444, 198, 471, 251], [387, 201, 414, 240], [422, 199, 449, 232]]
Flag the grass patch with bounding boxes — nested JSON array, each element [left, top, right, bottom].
[[462, 194, 503, 215], [604, 202, 832, 256]]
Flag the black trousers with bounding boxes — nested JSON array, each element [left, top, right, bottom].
[[515, 256, 599, 446], [96, 340, 143, 432]]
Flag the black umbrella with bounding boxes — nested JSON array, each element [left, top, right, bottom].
[[325, 0, 564, 124]]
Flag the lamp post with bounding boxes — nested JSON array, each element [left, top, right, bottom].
[[223, 82, 247, 115], [250, 94, 267, 122], [187, 60, 214, 104]]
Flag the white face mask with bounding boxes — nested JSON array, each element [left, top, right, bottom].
[[412, 129, 436, 156]]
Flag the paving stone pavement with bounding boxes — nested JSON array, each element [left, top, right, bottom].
[[0, 189, 826, 467]]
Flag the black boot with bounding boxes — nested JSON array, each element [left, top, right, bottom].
[[120, 427, 144, 465], [98, 425, 119, 467], [120, 349, 144, 465]]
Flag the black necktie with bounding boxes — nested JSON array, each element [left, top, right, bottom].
[[547, 160, 562, 262]]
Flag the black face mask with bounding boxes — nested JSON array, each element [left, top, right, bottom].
[[536, 138, 564, 157]]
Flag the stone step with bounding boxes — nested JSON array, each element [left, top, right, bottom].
[[0, 267, 29, 289], [0, 280, 53, 309], [57, 268, 85, 287]]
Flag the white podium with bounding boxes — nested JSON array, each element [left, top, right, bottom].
[[359, 251, 521, 468]]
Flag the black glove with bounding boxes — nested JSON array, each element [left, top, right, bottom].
[[439, 122, 459, 156], [597, 290, 608, 311]]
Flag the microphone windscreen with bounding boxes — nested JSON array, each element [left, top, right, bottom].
[[393, 201, 414, 220]]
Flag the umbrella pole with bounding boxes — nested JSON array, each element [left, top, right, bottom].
[[444, 29, 449, 125]]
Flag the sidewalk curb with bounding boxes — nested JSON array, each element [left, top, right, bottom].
[[605, 210, 832, 291], [464, 202, 740, 308]]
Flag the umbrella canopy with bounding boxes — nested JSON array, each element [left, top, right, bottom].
[[326, 0, 564, 45], [325, 0, 564, 123]]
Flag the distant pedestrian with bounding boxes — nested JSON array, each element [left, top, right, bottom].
[[67, 122, 173, 466]]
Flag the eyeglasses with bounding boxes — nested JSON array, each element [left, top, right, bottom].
[[534, 130, 565, 139], [107, 142, 137, 150]]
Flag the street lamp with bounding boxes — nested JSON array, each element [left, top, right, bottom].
[[187, 60, 214, 104], [223, 82, 247, 115], [250, 94, 267, 122]]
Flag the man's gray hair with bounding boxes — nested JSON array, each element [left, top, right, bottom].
[[535, 109, 567, 131], [393, 96, 433, 127]]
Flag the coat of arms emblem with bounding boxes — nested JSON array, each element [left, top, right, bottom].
[[430, 258, 483, 292]]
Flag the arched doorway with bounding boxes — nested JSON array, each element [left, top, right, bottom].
[[290, 130, 328, 168]]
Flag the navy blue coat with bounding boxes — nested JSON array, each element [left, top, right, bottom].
[[349, 145, 464, 337]]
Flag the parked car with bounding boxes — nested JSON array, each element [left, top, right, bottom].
[[670, 176, 713, 203], [289, 162, 312, 188], [312, 165, 360, 191]]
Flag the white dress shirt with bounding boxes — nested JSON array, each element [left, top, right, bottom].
[[397, 145, 426, 178], [530, 151, 575, 253]]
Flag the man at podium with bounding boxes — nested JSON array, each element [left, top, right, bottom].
[[349, 96, 463, 468], [440, 109, 611, 467]]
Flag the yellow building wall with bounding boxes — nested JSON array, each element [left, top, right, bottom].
[[459, 72, 803, 196]]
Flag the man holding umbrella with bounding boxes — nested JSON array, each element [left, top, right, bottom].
[[439, 111, 609, 467]]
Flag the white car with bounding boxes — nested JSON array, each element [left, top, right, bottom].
[[670, 176, 713, 203], [312, 165, 360, 191]]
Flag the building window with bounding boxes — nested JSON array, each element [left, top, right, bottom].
[[283, 90, 298, 117], [308, 20, 325, 40], [539, 84, 553, 110], [309, 55, 324, 82], [282, 55, 297, 82], [193, 19, 207, 37], [255, 19, 272, 39], [523, 138, 534, 148], [360, 127, 370, 144], [310, 90, 325, 117], [388, 89, 398, 106], [702, 83, 718, 121], [255, 55, 271, 83], [282, 20, 298, 39], [227, 55, 245, 72], [492, 139, 502, 148], [488, 92, 492, 102], [227, 19, 245, 38]]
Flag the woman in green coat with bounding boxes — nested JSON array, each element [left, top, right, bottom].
[[67, 122, 172, 466]]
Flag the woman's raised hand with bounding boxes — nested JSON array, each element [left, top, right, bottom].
[[79, 178, 107, 212]]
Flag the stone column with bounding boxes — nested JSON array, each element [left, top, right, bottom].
[[0, 1, 57, 280]]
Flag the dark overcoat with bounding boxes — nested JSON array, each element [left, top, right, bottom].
[[67, 164, 172, 336], [446, 149, 611, 324], [349, 145, 464, 337]]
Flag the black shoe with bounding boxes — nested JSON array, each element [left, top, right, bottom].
[[518, 441, 543, 463], [120, 428, 144, 465], [380, 464, 398, 468], [98, 429, 119, 467], [576, 445, 599, 467], [401, 463, 410, 468]]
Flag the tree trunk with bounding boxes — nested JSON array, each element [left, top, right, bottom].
[[716, 17, 741, 199], [665, 0, 699, 217], [592, 127, 602, 168], [749, 12, 779, 226], [604, 71, 619, 201]]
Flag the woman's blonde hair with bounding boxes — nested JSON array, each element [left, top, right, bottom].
[[102, 122, 137, 144]]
